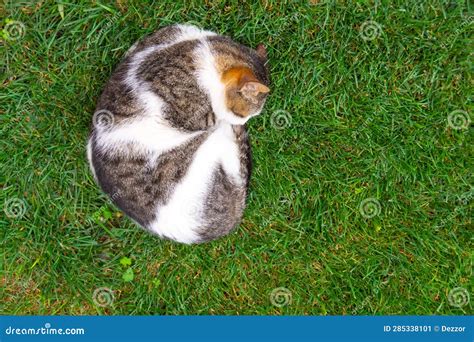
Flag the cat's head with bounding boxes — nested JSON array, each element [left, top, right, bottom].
[[221, 45, 270, 120]]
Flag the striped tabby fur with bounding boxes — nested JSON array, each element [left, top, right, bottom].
[[87, 24, 269, 244]]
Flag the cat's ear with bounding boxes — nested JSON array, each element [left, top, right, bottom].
[[239, 81, 270, 103], [240, 81, 270, 94], [256, 44, 267, 60]]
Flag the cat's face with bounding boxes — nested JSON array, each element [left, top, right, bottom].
[[221, 46, 270, 119]]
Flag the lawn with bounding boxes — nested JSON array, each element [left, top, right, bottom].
[[1, 0, 472, 315]]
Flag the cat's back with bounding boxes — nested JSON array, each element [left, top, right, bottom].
[[96, 24, 218, 131]]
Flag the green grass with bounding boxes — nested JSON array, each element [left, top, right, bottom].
[[1, 0, 472, 315]]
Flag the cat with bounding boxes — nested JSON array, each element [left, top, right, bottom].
[[87, 24, 270, 244]]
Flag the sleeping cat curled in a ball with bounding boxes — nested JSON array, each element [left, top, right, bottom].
[[87, 24, 270, 244]]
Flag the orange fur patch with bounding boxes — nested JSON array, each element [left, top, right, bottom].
[[221, 66, 258, 87]]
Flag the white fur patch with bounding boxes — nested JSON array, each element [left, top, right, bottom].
[[125, 24, 216, 92], [175, 24, 216, 41], [194, 40, 264, 125], [124, 41, 139, 58], [95, 114, 202, 158], [149, 123, 241, 244], [86, 139, 97, 181], [97, 24, 216, 158]]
